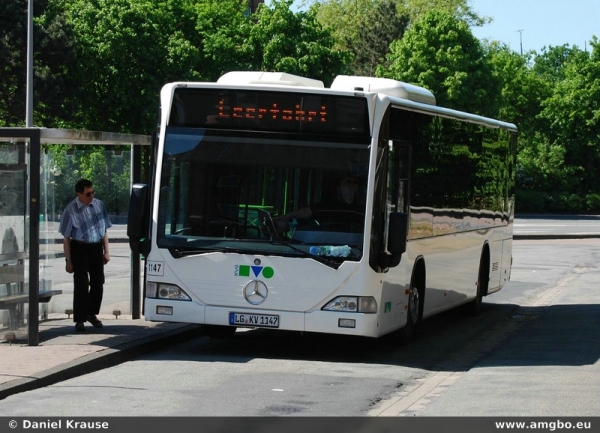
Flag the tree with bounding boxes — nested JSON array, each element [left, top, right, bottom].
[[0, 0, 27, 126], [484, 42, 547, 135], [50, 146, 131, 216], [243, 0, 351, 85], [35, 1, 80, 128], [61, 0, 214, 133], [0, 0, 78, 128], [533, 44, 589, 84], [351, 0, 409, 76], [190, 0, 252, 80], [314, 0, 377, 52], [377, 10, 499, 117], [314, 0, 485, 76], [513, 42, 600, 213], [482, 44, 556, 212], [537, 39, 600, 212]]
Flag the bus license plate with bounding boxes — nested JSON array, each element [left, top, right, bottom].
[[229, 312, 279, 328]]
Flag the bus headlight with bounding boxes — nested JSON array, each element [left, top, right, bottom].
[[146, 282, 192, 301], [322, 296, 377, 313], [146, 282, 158, 298]]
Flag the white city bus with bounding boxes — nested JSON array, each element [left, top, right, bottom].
[[128, 71, 517, 341]]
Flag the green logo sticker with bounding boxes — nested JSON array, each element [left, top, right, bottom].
[[235, 265, 274, 279]]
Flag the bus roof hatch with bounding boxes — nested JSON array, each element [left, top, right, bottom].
[[330, 76, 436, 106]]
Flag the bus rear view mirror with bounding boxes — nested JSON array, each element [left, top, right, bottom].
[[387, 212, 408, 267], [128, 183, 150, 255]]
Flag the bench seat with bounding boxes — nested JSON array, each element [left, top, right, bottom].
[[0, 290, 63, 330]]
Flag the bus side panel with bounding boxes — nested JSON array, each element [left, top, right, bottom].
[[406, 231, 485, 319]]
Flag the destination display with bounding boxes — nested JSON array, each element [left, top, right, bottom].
[[218, 99, 327, 123], [169, 88, 370, 137]]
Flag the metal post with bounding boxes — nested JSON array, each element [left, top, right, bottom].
[[26, 0, 34, 127], [28, 129, 41, 345], [130, 144, 142, 319]]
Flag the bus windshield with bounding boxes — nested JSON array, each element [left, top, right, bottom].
[[157, 127, 370, 261]]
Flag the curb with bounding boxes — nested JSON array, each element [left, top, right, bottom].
[[514, 234, 600, 240], [0, 324, 202, 401]]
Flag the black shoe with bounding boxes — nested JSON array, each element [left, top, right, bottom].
[[87, 315, 103, 328], [75, 322, 85, 332]]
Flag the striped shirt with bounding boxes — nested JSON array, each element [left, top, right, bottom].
[[59, 197, 112, 243]]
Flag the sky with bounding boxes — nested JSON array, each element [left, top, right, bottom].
[[469, 0, 599, 54]]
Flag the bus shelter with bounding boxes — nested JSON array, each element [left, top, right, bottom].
[[0, 127, 150, 346]]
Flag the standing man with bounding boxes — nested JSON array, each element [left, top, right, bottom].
[[59, 179, 112, 332]]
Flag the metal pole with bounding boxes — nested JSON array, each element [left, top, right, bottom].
[[516, 29, 524, 56], [26, 0, 34, 127], [130, 144, 141, 319], [29, 129, 41, 346]]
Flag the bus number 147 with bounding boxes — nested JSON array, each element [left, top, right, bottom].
[[147, 261, 164, 276]]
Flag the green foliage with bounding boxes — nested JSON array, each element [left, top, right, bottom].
[[484, 43, 547, 135], [314, 0, 484, 58], [243, 0, 351, 85], [351, 0, 409, 76], [47, 147, 131, 216], [538, 41, 600, 192], [521, 39, 600, 211], [401, 0, 487, 26], [62, 0, 207, 133], [533, 44, 589, 84], [192, 0, 252, 80], [0, 0, 78, 128], [0, 0, 27, 126], [314, 0, 379, 51], [378, 10, 500, 117]]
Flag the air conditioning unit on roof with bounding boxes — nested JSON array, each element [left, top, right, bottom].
[[330, 75, 436, 105], [218, 71, 324, 88]]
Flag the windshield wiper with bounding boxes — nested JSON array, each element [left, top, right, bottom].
[[169, 246, 218, 258], [170, 244, 268, 258], [168, 230, 346, 269]]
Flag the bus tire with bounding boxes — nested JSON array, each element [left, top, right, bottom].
[[465, 246, 490, 317], [398, 261, 425, 345], [204, 325, 237, 338]]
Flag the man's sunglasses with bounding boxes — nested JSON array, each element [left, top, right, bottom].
[[81, 190, 96, 197]]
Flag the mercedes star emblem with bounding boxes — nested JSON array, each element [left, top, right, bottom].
[[243, 280, 269, 305]]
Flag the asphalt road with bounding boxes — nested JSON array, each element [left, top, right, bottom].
[[514, 215, 600, 238], [1, 237, 598, 417]]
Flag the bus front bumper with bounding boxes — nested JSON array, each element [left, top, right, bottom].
[[144, 299, 381, 338]]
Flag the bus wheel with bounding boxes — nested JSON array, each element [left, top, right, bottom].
[[204, 325, 237, 339], [398, 284, 420, 344]]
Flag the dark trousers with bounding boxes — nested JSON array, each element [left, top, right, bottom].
[[71, 240, 104, 323]]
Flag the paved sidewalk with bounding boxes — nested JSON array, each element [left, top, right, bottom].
[[0, 314, 201, 400]]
